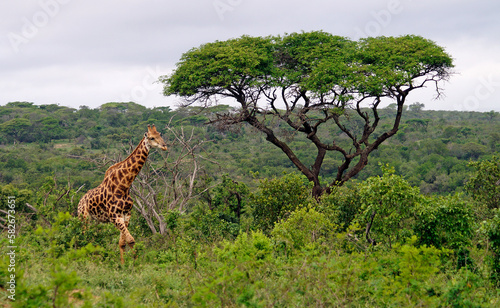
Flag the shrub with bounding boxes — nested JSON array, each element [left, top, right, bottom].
[[35, 212, 117, 258], [415, 194, 474, 250], [251, 172, 313, 234], [181, 203, 237, 243], [211, 174, 250, 223], [354, 165, 422, 246], [466, 156, 500, 209], [485, 209, 500, 283], [271, 207, 336, 256], [319, 184, 361, 231], [215, 231, 273, 263], [193, 231, 273, 307], [382, 237, 449, 306]]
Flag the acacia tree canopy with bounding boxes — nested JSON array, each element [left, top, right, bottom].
[[160, 31, 453, 197]]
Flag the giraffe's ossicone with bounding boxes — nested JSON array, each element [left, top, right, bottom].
[[78, 124, 167, 264]]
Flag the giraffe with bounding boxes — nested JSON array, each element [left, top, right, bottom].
[[78, 124, 168, 264]]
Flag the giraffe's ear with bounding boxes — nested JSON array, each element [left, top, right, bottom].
[[144, 132, 148, 138]]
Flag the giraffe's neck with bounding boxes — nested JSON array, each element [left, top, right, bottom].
[[104, 137, 150, 193]]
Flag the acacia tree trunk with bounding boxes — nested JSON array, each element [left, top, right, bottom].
[[236, 91, 408, 199]]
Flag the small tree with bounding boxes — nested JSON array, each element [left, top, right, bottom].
[[251, 173, 312, 234], [408, 102, 425, 112], [211, 174, 250, 222], [355, 165, 421, 246], [160, 31, 453, 197], [466, 156, 500, 209]]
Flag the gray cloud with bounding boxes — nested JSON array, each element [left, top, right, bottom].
[[1, 0, 499, 111]]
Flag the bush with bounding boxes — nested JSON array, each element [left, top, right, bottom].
[[415, 193, 474, 251], [381, 237, 450, 306], [318, 184, 361, 231], [354, 165, 422, 246], [251, 172, 313, 234], [466, 156, 500, 209], [271, 207, 336, 256], [181, 203, 238, 243], [215, 231, 273, 263], [211, 174, 250, 223], [192, 231, 273, 307], [485, 209, 500, 283]]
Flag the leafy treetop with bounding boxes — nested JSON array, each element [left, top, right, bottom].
[[154, 32, 453, 197]]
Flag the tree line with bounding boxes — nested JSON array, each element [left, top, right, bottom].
[[0, 100, 498, 195]]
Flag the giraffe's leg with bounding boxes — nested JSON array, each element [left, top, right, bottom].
[[124, 213, 135, 250], [119, 232, 126, 265], [113, 216, 135, 265], [124, 213, 138, 261]]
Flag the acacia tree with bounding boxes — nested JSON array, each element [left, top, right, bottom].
[[160, 31, 453, 197]]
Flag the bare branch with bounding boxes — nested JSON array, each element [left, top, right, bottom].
[[26, 203, 52, 226], [130, 125, 217, 234]]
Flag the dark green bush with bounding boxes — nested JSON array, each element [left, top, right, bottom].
[[251, 172, 313, 234]]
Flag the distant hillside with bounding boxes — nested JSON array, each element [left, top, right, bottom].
[[0, 101, 498, 195]]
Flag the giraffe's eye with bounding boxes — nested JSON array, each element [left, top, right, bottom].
[[150, 137, 155, 141]]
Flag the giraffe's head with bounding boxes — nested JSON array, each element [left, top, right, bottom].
[[144, 124, 168, 151]]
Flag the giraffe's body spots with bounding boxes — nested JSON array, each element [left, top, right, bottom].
[[78, 125, 168, 265]]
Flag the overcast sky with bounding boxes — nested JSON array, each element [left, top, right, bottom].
[[1, 0, 499, 112]]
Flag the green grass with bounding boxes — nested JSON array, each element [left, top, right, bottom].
[[3, 218, 500, 307]]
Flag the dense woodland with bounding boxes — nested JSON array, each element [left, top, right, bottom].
[[1, 100, 500, 307], [1, 101, 499, 193]]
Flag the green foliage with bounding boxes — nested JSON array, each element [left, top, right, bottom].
[[484, 209, 500, 283], [318, 184, 361, 231], [2, 200, 500, 307], [356, 35, 452, 94], [5, 214, 99, 308], [0, 184, 32, 213], [251, 172, 313, 233], [33, 212, 116, 267], [415, 194, 474, 251], [12, 267, 91, 308], [181, 203, 239, 242], [216, 231, 273, 263], [162, 32, 453, 100], [193, 231, 273, 307], [271, 207, 336, 256], [355, 165, 422, 246], [162, 35, 275, 97], [466, 156, 500, 209], [382, 237, 449, 306], [0, 117, 32, 142], [211, 174, 250, 223]]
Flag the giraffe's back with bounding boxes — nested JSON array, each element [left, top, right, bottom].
[[78, 185, 113, 223]]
